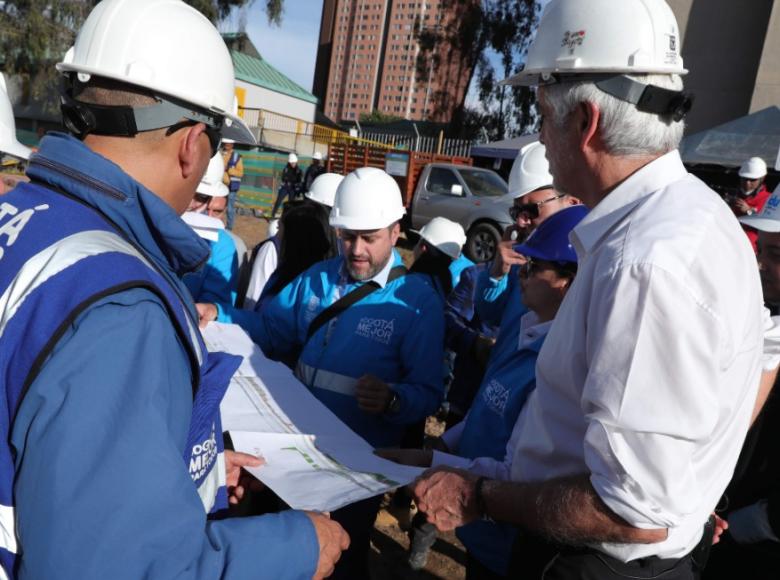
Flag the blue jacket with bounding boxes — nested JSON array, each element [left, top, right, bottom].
[[454, 330, 546, 575], [6, 134, 318, 579], [475, 265, 528, 366], [449, 254, 474, 288], [184, 228, 239, 306], [226, 252, 445, 447]]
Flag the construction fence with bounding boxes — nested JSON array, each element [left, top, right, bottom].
[[238, 106, 476, 159]]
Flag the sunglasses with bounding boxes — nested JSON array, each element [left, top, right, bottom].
[[166, 120, 223, 157], [509, 193, 566, 221], [519, 257, 544, 279]]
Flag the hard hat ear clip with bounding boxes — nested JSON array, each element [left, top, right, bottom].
[[60, 97, 97, 139]]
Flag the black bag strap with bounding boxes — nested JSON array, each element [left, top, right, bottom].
[[305, 265, 407, 342]]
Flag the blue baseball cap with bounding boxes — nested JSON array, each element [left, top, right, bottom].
[[514, 205, 588, 264]]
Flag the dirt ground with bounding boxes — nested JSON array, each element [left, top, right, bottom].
[[233, 208, 467, 579]]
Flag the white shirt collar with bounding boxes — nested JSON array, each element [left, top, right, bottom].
[[368, 253, 397, 288], [571, 150, 688, 257], [518, 311, 553, 349]]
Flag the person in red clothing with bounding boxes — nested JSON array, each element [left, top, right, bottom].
[[732, 156, 771, 252]]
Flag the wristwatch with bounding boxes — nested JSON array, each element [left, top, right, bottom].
[[385, 391, 402, 414]]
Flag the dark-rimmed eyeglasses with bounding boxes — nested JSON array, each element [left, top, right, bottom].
[[509, 193, 566, 221], [166, 120, 222, 157]]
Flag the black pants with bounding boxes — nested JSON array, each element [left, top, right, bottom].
[[507, 521, 714, 580], [329, 495, 383, 580], [271, 184, 295, 217], [702, 534, 780, 580]]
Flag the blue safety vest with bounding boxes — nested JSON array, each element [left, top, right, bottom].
[[0, 182, 238, 577]]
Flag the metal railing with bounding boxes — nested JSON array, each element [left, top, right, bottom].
[[357, 130, 473, 157]]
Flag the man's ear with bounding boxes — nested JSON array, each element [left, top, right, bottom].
[[178, 123, 210, 180], [577, 101, 601, 154], [389, 222, 401, 245]]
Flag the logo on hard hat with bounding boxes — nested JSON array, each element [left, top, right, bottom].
[[561, 30, 586, 54]]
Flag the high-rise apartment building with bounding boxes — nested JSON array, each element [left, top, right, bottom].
[[312, 0, 474, 123]]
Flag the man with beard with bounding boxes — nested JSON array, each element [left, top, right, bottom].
[[251, 166, 445, 579]]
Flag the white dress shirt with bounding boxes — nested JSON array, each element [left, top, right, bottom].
[[509, 151, 765, 561], [242, 238, 278, 310]]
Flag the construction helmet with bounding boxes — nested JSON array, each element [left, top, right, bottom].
[[419, 217, 467, 260], [288, 153, 298, 164], [739, 157, 768, 180], [313, 151, 323, 161], [514, 204, 588, 264], [508, 141, 553, 199], [503, 0, 692, 121], [56, 0, 254, 144], [196, 153, 229, 198], [306, 173, 344, 208], [0, 74, 32, 161], [330, 167, 406, 230]]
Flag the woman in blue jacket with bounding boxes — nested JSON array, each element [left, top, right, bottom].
[[380, 205, 588, 578]]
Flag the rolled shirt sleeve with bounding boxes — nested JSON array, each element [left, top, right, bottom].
[[582, 264, 726, 529]]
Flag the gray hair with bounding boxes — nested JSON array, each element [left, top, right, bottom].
[[541, 74, 685, 157]]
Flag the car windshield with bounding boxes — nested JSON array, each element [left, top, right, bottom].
[[457, 168, 508, 197]]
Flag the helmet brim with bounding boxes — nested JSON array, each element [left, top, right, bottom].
[[500, 66, 689, 87], [739, 215, 780, 233], [329, 208, 406, 231], [2, 140, 32, 161]]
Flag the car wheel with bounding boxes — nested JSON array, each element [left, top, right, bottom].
[[465, 222, 501, 263]]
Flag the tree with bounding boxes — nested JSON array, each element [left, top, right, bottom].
[[414, 0, 540, 141], [0, 0, 284, 110], [359, 110, 404, 124]]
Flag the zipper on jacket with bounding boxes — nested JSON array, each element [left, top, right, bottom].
[[30, 156, 128, 202]]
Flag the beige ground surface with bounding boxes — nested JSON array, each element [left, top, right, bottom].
[[233, 208, 467, 579]]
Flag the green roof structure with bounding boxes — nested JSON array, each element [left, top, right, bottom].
[[230, 50, 318, 106]]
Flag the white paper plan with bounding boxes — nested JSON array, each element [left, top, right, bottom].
[[203, 322, 423, 512]]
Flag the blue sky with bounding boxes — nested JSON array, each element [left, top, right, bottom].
[[223, 0, 548, 110], [221, 1, 322, 91]]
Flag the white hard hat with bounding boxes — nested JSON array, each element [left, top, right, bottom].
[[503, 0, 687, 87], [288, 153, 298, 163], [508, 141, 553, 199], [305, 172, 344, 208], [330, 167, 406, 230], [740, 185, 780, 232], [0, 74, 32, 161], [268, 219, 280, 237], [419, 217, 466, 260], [196, 153, 229, 198], [739, 157, 768, 180], [313, 151, 323, 161], [56, 0, 254, 144]]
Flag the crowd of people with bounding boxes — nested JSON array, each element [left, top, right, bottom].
[[1, 0, 780, 579]]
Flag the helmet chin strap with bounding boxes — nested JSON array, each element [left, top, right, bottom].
[[59, 80, 223, 140], [594, 75, 694, 122], [544, 73, 694, 122]]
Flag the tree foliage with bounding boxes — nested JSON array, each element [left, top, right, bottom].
[[415, 0, 540, 140], [0, 0, 283, 109], [359, 110, 404, 124]]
